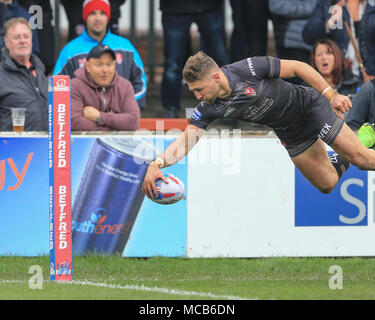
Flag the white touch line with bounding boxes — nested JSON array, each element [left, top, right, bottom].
[[0, 279, 252, 300], [70, 280, 252, 300], [1, 280, 24, 284]]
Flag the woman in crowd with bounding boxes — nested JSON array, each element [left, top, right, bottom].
[[310, 38, 361, 99], [303, 0, 375, 81]]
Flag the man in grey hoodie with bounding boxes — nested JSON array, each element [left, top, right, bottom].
[[71, 44, 140, 131]]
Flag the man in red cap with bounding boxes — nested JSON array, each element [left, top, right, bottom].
[[82, 0, 111, 22], [60, 0, 126, 41], [53, 0, 147, 110]]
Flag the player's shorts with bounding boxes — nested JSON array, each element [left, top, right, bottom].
[[274, 95, 344, 158]]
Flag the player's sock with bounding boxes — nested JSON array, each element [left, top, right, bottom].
[[329, 153, 350, 179], [357, 123, 375, 149]]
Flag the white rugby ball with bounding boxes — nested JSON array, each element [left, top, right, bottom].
[[152, 173, 185, 205]]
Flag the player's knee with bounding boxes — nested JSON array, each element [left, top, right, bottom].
[[318, 185, 335, 194], [316, 177, 337, 194]]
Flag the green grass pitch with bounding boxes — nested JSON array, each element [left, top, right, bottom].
[[1, 255, 375, 300]]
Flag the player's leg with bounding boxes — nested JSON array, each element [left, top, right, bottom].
[[330, 122, 375, 171], [291, 138, 344, 194]]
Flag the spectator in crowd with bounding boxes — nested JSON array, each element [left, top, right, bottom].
[[302, 0, 375, 81], [17, 0, 55, 75], [269, 0, 317, 84], [241, 0, 272, 57], [345, 80, 375, 130], [60, 0, 85, 41], [60, 0, 126, 41], [0, 1, 5, 19], [71, 44, 140, 131], [54, 0, 146, 110], [0, 0, 39, 56], [0, 3, 5, 56], [228, 0, 249, 62], [0, 18, 48, 131], [310, 38, 360, 98], [108, 0, 126, 35], [159, 0, 230, 118]]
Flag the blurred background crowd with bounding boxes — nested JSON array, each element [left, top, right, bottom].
[[1, 0, 375, 131]]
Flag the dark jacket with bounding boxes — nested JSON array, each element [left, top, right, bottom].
[[302, 0, 375, 76], [71, 67, 140, 131], [0, 48, 48, 131], [269, 0, 317, 52], [159, 0, 223, 14], [0, 4, 5, 56], [335, 68, 361, 100]]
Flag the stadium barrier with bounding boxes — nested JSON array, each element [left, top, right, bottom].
[[0, 131, 374, 257], [139, 119, 189, 131]]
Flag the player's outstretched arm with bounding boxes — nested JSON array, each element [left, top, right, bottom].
[[142, 124, 204, 199], [279, 59, 352, 119]]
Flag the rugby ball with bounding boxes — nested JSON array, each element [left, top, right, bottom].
[[152, 173, 185, 205]]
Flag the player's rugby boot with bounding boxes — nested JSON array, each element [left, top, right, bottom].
[[358, 122, 375, 149]]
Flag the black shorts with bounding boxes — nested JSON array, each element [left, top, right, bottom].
[[275, 95, 344, 158]]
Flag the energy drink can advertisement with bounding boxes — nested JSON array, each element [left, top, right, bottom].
[[71, 137, 156, 255]]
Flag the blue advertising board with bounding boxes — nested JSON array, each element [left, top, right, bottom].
[[295, 156, 368, 227], [0, 136, 187, 257]]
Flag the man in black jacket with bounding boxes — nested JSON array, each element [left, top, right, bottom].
[[159, 0, 230, 118], [0, 17, 48, 131]]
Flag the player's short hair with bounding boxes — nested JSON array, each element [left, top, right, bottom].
[[4, 17, 32, 38], [183, 51, 219, 82]]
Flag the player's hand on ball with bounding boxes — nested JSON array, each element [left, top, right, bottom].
[[142, 165, 168, 199], [331, 94, 352, 119]]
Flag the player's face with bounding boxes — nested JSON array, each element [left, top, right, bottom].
[[86, 10, 108, 35], [188, 75, 221, 104], [85, 53, 116, 87], [4, 23, 32, 60], [314, 44, 335, 78]]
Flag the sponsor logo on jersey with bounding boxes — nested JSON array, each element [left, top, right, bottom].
[[191, 108, 202, 121], [243, 97, 274, 121], [247, 58, 256, 76], [318, 123, 332, 140], [244, 87, 256, 97], [224, 107, 236, 118]]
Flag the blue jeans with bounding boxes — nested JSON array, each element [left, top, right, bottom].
[[345, 81, 375, 130], [161, 9, 230, 110]]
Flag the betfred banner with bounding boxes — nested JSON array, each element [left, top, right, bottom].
[[48, 76, 73, 281]]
